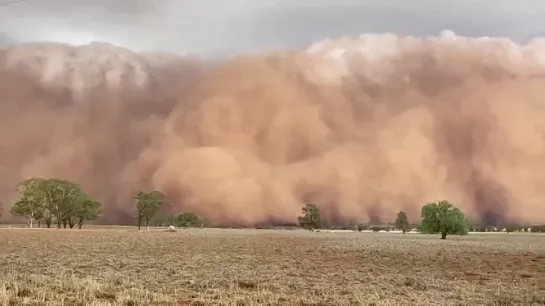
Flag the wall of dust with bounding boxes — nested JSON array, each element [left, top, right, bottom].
[[1, 32, 545, 225]]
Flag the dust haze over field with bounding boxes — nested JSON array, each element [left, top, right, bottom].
[[2, 31, 545, 226]]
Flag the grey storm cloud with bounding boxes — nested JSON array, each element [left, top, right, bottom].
[[1, 0, 545, 54]]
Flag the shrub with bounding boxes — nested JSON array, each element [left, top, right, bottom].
[[371, 226, 379, 232], [531, 225, 545, 233], [357, 224, 369, 232]]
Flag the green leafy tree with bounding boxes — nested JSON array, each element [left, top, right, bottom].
[[135, 191, 165, 229], [62, 192, 86, 228], [73, 196, 101, 229], [420, 200, 469, 239], [297, 203, 323, 231], [176, 212, 204, 228], [13, 177, 97, 229], [11, 198, 44, 228], [40, 179, 82, 229], [395, 211, 410, 234], [11, 178, 49, 228]]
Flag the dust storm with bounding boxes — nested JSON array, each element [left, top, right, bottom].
[[1, 32, 545, 226]]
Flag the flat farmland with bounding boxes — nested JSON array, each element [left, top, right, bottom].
[[0, 228, 543, 306]]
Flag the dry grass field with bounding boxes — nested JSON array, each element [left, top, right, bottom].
[[0, 228, 543, 306]]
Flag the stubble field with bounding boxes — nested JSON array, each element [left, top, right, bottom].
[[0, 228, 543, 306]]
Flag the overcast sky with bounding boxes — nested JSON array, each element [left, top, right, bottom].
[[1, 0, 545, 55]]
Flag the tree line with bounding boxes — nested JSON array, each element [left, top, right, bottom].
[[1, 177, 544, 233], [298, 200, 468, 239], [0, 177, 208, 229], [6, 178, 101, 228], [297, 200, 545, 238], [133, 190, 208, 229]]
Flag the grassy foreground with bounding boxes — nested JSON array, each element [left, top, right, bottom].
[[0, 228, 542, 306]]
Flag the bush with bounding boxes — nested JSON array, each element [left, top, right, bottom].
[[175, 213, 199, 227], [357, 224, 369, 232], [531, 225, 545, 233], [505, 223, 523, 233], [371, 226, 391, 232], [340, 224, 355, 231]]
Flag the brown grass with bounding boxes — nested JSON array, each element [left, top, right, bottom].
[[0, 228, 543, 305]]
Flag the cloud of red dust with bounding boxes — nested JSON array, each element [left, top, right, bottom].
[[2, 32, 545, 225]]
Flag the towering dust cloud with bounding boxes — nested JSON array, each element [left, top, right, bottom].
[[1, 32, 545, 226]]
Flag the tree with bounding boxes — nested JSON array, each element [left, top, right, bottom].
[[12, 177, 98, 229], [11, 198, 44, 228], [135, 191, 165, 230], [297, 204, 323, 231], [41, 179, 82, 229], [11, 178, 48, 228], [176, 212, 204, 228], [395, 211, 410, 234], [73, 196, 101, 229], [419, 200, 468, 239]]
